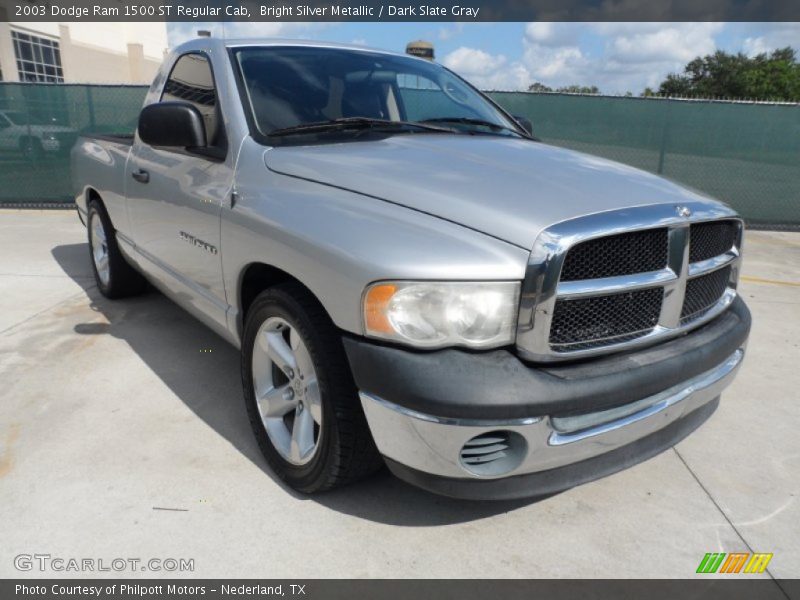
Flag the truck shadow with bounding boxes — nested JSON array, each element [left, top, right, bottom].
[[53, 243, 546, 525]]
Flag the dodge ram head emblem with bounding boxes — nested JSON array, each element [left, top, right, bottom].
[[676, 205, 693, 218]]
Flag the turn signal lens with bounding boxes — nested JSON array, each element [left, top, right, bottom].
[[364, 283, 397, 335]]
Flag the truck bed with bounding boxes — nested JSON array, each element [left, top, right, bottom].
[[72, 133, 135, 225]]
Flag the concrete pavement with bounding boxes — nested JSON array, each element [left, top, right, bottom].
[[0, 210, 798, 583]]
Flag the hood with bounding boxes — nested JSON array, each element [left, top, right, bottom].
[[265, 135, 721, 249]]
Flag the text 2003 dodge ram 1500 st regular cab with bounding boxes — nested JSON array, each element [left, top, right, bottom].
[[72, 38, 750, 500]]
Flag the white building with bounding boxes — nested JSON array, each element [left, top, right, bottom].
[[0, 22, 168, 84]]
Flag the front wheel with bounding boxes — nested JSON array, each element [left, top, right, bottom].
[[242, 283, 382, 493]]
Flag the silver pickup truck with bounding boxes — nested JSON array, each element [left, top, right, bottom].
[[72, 37, 750, 500]]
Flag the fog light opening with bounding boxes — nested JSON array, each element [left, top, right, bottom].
[[459, 430, 527, 476]]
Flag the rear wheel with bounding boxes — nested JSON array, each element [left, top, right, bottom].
[[87, 200, 147, 298], [242, 283, 382, 493]]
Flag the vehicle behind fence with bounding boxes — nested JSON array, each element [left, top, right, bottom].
[[1, 83, 798, 229], [0, 83, 147, 205]]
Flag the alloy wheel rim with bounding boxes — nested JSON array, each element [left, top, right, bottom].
[[90, 212, 110, 286], [252, 316, 322, 466]]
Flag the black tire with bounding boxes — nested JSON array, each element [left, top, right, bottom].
[[242, 283, 383, 493], [87, 199, 147, 298]]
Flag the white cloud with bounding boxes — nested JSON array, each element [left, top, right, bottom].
[[743, 36, 770, 56], [517, 22, 727, 93], [605, 23, 722, 64], [167, 22, 331, 48], [590, 23, 671, 36], [524, 23, 580, 47], [521, 25, 594, 90], [442, 47, 531, 90], [523, 44, 587, 80], [741, 23, 800, 56]]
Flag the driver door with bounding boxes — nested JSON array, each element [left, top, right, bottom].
[[127, 52, 232, 334]]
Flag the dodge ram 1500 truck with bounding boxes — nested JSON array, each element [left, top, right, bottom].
[[71, 38, 750, 500]]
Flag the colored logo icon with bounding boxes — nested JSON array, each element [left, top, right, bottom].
[[696, 552, 773, 574]]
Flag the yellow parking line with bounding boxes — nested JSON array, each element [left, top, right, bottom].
[[741, 275, 800, 287]]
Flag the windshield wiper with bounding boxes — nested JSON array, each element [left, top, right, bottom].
[[268, 117, 452, 138], [419, 117, 523, 136]]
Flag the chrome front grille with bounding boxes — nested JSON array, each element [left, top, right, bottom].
[[516, 203, 743, 362]]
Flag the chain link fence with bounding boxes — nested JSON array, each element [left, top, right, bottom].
[[0, 83, 147, 206], [1, 83, 797, 229]]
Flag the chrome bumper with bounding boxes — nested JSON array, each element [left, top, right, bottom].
[[360, 347, 744, 481]]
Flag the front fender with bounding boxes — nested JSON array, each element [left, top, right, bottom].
[[222, 140, 530, 345]]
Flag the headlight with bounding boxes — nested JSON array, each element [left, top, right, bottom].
[[362, 281, 520, 349]]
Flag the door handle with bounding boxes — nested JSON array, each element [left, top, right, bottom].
[[131, 169, 149, 184]]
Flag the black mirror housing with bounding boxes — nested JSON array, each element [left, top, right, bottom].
[[138, 102, 207, 148], [513, 114, 533, 136]]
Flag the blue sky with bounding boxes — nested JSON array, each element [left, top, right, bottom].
[[168, 22, 800, 94]]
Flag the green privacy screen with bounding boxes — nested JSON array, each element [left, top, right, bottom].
[[0, 83, 148, 205], [488, 92, 799, 229], [1, 83, 798, 228]]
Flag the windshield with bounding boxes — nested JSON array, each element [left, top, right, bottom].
[[233, 46, 522, 139]]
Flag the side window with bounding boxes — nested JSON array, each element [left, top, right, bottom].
[[161, 53, 222, 148]]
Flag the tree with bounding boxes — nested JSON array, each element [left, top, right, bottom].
[[527, 82, 553, 92], [527, 82, 601, 94], [657, 47, 800, 100], [556, 85, 600, 94]]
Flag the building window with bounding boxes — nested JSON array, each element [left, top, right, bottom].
[[12, 31, 64, 83]]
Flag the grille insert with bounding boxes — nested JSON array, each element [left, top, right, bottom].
[[681, 266, 731, 324], [689, 221, 738, 263], [560, 228, 668, 281], [550, 288, 663, 351]]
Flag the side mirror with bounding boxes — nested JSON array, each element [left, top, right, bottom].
[[138, 102, 207, 148], [513, 114, 533, 136]]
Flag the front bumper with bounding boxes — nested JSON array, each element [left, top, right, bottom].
[[344, 297, 750, 500]]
